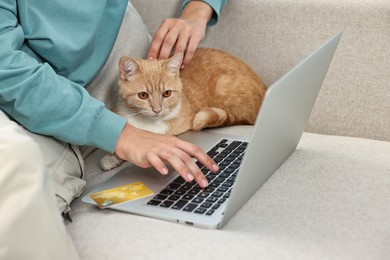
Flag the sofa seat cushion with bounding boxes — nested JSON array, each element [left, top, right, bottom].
[[67, 126, 390, 259]]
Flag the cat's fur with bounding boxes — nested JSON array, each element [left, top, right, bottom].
[[101, 48, 266, 170]]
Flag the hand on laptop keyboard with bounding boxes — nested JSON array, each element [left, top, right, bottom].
[[114, 124, 219, 188], [147, 139, 247, 216]]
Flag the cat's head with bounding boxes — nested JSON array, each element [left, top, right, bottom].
[[118, 53, 183, 119]]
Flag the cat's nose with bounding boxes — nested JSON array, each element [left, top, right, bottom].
[[152, 108, 162, 115]]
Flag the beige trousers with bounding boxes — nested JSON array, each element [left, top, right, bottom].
[[0, 2, 150, 259]]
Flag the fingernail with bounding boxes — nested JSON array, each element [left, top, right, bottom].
[[212, 164, 219, 172], [162, 167, 168, 175], [202, 179, 208, 187], [187, 173, 194, 182]]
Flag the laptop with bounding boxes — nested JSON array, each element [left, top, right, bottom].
[[82, 32, 342, 229]]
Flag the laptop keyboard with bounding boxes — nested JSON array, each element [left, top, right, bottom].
[[147, 139, 248, 216]]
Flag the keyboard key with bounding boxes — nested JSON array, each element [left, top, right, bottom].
[[213, 177, 225, 184], [183, 194, 194, 200], [217, 186, 229, 192], [212, 204, 221, 210], [206, 210, 215, 216], [202, 187, 215, 193], [168, 195, 180, 201], [194, 208, 207, 214], [220, 149, 231, 155], [174, 190, 186, 196], [172, 177, 186, 185], [227, 177, 236, 182], [192, 198, 204, 204], [192, 184, 202, 190], [224, 156, 235, 162], [230, 163, 240, 169], [187, 189, 200, 196], [236, 157, 243, 162], [147, 200, 162, 206], [222, 181, 234, 187], [198, 192, 210, 199], [183, 203, 198, 212], [160, 200, 174, 208], [180, 184, 194, 191], [206, 174, 217, 181], [207, 151, 218, 157], [218, 198, 226, 204], [226, 141, 242, 150], [153, 194, 168, 200], [214, 156, 224, 163], [171, 200, 188, 210], [235, 148, 245, 153], [200, 202, 212, 208], [206, 196, 218, 203], [219, 172, 231, 178], [166, 183, 181, 190], [220, 161, 231, 167], [209, 182, 220, 188], [224, 168, 235, 174], [230, 152, 241, 158], [211, 191, 224, 197], [201, 168, 211, 174], [160, 189, 174, 195]]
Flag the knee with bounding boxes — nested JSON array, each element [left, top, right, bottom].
[[6, 134, 42, 161], [0, 131, 46, 181]]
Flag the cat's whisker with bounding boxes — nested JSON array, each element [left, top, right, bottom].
[[127, 110, 144, 117], [129, 112, 143, 117]]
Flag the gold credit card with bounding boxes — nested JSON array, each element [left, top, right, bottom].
[[90, 181, 154, 208]]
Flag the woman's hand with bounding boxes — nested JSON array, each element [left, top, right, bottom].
[[147, 1, 213, 68], [114, 124, 219, 188]]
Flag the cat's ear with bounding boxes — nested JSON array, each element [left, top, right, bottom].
[[165, 53, 183, 76], [119, 56, 138, 80]]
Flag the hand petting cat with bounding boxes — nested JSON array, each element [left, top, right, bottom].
[[147, 1, 213, 68]]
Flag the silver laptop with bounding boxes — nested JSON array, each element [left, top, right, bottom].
[[82, 32, 342, 229]]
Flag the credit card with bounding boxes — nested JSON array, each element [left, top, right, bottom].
[[90, 181, 154, 208]]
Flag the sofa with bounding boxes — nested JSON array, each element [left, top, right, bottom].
[[66, 0, 390, 259]]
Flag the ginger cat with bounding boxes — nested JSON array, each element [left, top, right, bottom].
[[101, 48, 266, 170]]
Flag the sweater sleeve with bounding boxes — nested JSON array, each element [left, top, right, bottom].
[[182, 0, 227, 26], [0, 2, 126, 153]]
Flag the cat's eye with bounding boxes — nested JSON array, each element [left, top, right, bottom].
[[137, 92, 149, 99], [162, 90, 172, 98]]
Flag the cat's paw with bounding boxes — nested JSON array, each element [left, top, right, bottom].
[[192, 111, 209, 130], [100, 154, 123, 170], [193, 108, 227, 130]]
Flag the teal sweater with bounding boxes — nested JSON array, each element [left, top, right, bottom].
[[0, 0, 226, 152]]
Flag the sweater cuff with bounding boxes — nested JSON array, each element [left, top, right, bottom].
[[182, 0, 225, 26], [87, 108, 127, 153]]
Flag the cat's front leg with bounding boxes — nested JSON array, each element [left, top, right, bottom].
[[192, 107, 228, 130], [100, 154, 124, 170]]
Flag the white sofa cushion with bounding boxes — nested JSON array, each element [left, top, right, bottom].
[[67, 127, 390, 259]]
